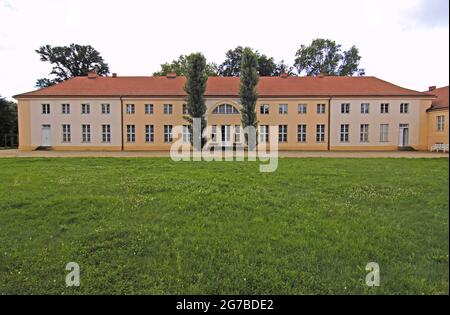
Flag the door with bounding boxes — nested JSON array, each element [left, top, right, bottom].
[[41, 125, 51, 146], [221, 125, 231, 146], [399, 124, 409, 147]]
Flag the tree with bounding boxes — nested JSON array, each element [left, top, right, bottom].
[[35, 44, 110, 88], [239, 47, 259, 149], [294, 39, 365, 76], [184, 53, 208, 148], [0, 96, 17, 135], [219, 46, 292, 77], [153, 55, 218, 76]]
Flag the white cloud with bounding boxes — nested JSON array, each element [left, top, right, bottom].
[[0, 0, 448, 100]]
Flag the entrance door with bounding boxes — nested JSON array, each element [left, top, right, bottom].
[[399, 124, 409, 147], [221, 125, 231, 146], [41, 125, 51, 146]]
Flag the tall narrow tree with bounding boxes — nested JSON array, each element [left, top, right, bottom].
[[184, 53, 208, 148], [239, 47, 259, 149]]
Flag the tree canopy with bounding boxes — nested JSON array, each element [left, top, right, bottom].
[[153, 55, 218, 76], [0, 96, 17, 135], [35, 44, 110, 88], [294, 39, 364, 76]]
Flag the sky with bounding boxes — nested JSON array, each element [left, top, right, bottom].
[[0, 0, 448, 100]]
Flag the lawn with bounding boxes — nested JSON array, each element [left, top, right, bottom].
[[0, 157, 448, 295]]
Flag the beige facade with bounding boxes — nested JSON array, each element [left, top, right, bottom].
[[427, 109, 449, 148]]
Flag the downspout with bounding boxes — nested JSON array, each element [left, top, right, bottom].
[[120, 96, 124, 151], [327, 97, 331, 151]]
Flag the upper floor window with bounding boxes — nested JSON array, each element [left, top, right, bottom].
[[317, 104, 326, 114], [260, 104, 269, 115], [400, 103, 409, 114], [61, 104, 70, 114], [341, 103, 350, 114], [298, 104, 307, 114], [182, 104, 189, 115], [145, 104, 154, 115], [126, 104, 135, 114], [164, 104, 173, 115], [380, 103, 389, 114], [212, 104, 239, 114], [437, 115, 445, 131], [42, 104, 50, 114], [279, 104, 288, 114], [101, 103, 110, 114], [81, 103, 90, 114], [361, 103, 370, 114]]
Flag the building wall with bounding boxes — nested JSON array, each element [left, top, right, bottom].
[[26, 99, 122, 150], [427, 109, 449, 148], [330, 98, 432, 150]]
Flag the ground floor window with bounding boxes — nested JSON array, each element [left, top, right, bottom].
[[183, 125, 191, 143], [260, 125, 269, 143], [164, 125, 173, 143], [278, 125, 288, 142], [62, 124, 71, 142], [82, 124, 91, 143], [235, 125, 241, 143], [145, 125, 154, 143], [297, 124, 306, 142], [340, 124, 349, 142], [360, 124, 369, 143], [437, 115, 445, 131], [102, 125, 111, 143], [380, 124, 389, 142], [127, 125, 135, 142], [316, 124, 325, 143]]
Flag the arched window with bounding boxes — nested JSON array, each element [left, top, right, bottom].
[[212, 104, 239, 114]]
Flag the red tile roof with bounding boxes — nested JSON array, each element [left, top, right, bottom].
[[426, 86, 449, 111], [14, 75, 433, 99]]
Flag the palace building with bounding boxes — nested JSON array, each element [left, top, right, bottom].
[[13, 72, 449, 151]]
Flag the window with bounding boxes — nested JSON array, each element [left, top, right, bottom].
[[164, 125, 172, 142], [145, 104, 154, 115], [360, 124, 369, 143], [298, 104, 307, 114], [260, 125, 269, 143], [341, 103, 350, 114], [316, 125, 325, 142], [297, 124, 306, 142], [102, 124, 111, 143], [182, 125, 191, 143], [380, 103, 389, 114], [437, 115, 445, 131], [260, 104, 269, 115], [62, 124, 71, 142], [278, 125, 288, 142], [145, 125, 154, 143], [211, 125, 217, 142], [317, 104, 326, 114], [400, 103, 409, 114], [380, 124, 389, 142], [101, 103, 110, 114], [61, 104, 70, 114], [212, 104, 239, 114], [340, 124, 349, 142], [127, 125, 135, 142], [42, 104, 50, 114], [164, 104, 173, 115], [182, 104, 189, 115], [82, 124, 91, 143], [235, 125, 241, 143], [279, 104, 288, 114], [361, 103, 370, 114], [126, 104, 135, 114], [81, 103, 90, 114]]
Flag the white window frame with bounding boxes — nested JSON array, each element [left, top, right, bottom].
[[278, 125, 288, 142], [42, 103, 50, 114], [360, 124, 369, 143], [437, 115, 445, 132], [164, 125, 173, 142], [381, 103, 389, 114], [127, 124, 135, 142], [260, 125, 269, 143], [380, 124, 389, 142], [145, 125, 154, 143], [211, 125, 217, 142], [260, 104, 269, 115], [62, 124, 71, 142], [126, 104, 135, 114], [317, 104, 326, 114], [81, 103, 90, 114], [182, 104, 189, 115], [400, 103, 409, 114], [235, 125, 241, 143], [102, 124, 111, 143], [61, 103, 70, 114], [298, 104, 307, 114], [82, 124, 91, 143], [279, 104, 288, 115], [341, 103, 350, 114], [182, 125, 191, 143], [101, 103, 110, 114], [316, 124, 325, 143], [163, 104, 173, 115], [361, 103, 370, 114], [297, 124, 307, 142], [340, 124, 349, 142], [145, 104, 154, 115]]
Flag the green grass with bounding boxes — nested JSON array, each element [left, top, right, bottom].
[[0, 157, 448, 295]]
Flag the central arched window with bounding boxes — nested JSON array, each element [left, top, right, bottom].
[[212, 104, 239, 114]]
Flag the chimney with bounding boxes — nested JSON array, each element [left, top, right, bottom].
[[166, 72, 177, 78], [112, 73, 117, 78], [88, 72, 98, 79], [280, 73, 289, 78], [428, 86, 436, 91]]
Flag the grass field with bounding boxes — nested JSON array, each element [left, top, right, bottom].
[[0, 157, 448, 295]]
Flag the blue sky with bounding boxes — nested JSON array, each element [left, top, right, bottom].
[[0, 0, 448, 100]]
